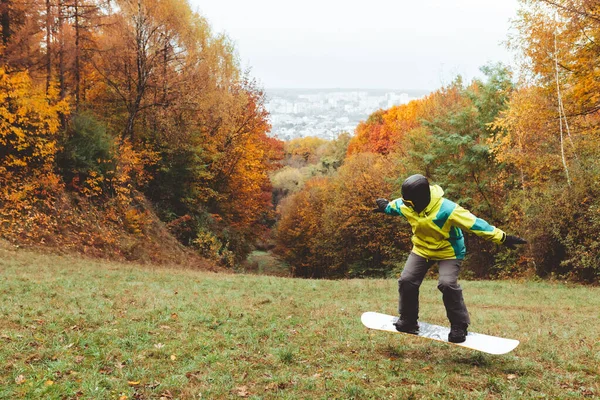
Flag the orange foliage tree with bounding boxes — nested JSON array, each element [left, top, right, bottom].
[[275, 153, 411, 278]]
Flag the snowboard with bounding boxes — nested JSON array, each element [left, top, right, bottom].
[[361, 312, 519, 355]]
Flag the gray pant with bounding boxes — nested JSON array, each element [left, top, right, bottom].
[[398, 252, 470, 325]]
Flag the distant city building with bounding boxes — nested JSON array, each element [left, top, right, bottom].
[[265, 88, 429, 141]]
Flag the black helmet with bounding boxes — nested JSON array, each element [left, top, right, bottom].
[[401, 174, 431, 213]]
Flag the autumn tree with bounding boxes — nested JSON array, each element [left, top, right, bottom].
[[271, 132, 350, 209], [275, 153, 411, 278], [0, 67, 69, 237], [487, 0, 600, 281], [0, 0, 44, 72], [203, 81, 283, 259], [346, 110, 387, 155], [346, 93, 434, 156], [284, 136, 328, 166]]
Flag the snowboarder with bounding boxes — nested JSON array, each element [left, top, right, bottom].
[[373, 174, 526, 343]]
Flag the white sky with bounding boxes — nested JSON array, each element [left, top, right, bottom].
[[190, 0, 520, 90]]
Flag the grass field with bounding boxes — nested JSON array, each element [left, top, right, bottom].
[[244, 251, 290, 277], [1, 244, 599, 399]]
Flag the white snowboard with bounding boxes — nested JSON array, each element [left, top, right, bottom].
[[361, 312, 519, 355]]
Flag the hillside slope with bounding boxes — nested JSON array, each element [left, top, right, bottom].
[[0, 192, 217, 271], [1, 247, 599, 399]]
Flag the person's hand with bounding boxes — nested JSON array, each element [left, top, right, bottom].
[[503, 235, 527, 249], [372, 198, 389, 213]]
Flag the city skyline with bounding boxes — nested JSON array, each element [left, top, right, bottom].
[[265, 88, 428, 140]]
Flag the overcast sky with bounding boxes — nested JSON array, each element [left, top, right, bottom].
[[190, 0, 520, 91]]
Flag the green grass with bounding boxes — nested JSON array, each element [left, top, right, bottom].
[[1, 245, 599, 399], [244, 251, 290, 277]]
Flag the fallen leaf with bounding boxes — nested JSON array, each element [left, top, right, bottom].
[[170, 313, 178, 320], [560, 383, 572, 390], [507, 374, 517, 380], [128, 381, 141, 386], [119, 396, 128, 400], [45, 380, 54, 386], [170, 354, 176, 361], [186, 371, 202, 380], [235, 386, 249, 397], [160, 390, 173, 399], [15, 375, 26, 385], [265, 381, 287, 390], [75, 356, 84, 364]]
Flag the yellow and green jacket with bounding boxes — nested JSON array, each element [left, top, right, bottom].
[[385, 185, 506, 260]]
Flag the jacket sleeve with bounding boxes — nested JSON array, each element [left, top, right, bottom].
[[449, 204, 506, 244], [384, 198, 404, 217]]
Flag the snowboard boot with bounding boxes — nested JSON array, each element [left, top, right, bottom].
[[448, 323, 468, 343], [394, 317, 419, 335]]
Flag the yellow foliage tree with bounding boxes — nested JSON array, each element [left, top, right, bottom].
[[0, 67, 69, 236], [491, 85, 564, 188], [0, 67, 69, 203]]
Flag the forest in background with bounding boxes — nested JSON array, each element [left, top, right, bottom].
[[1, 0, 600, 282], [0, 0, 284, 267], [273, 0, 600, 282]]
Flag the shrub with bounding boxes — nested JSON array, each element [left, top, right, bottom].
[[58, 113, 115, 191], [193, 229, 236, 268], [517, 173, 600, 282]]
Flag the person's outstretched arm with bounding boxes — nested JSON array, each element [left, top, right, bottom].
[[372, 198, 404, 216], [449, 204, 526, 248]]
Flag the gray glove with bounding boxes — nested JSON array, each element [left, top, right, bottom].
[[372, 198, 389, 213], [503, 235, 527, 249]]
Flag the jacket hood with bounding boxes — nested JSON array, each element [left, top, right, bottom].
[[424, 185, 444, 214]]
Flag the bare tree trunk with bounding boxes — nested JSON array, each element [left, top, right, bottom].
[[45, 0, 52, 94], [58, 0, 65, 100], [162, 40, 168, 106], [74, 0, 80, 111], [123, 0, 148, 141], [0, 0, 10, 47], [554, 27, 571, 186]]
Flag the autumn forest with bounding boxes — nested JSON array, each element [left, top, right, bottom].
[[1, 0, 600, 282]]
